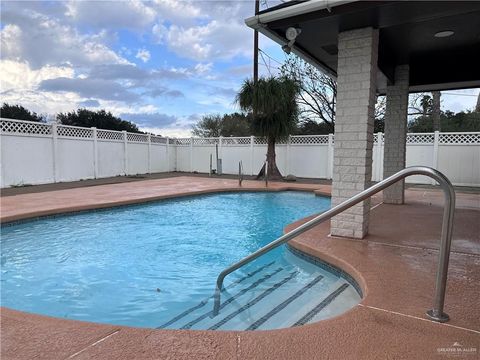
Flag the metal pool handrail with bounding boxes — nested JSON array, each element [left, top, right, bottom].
[[213, 166, 455, 323], [265, 160, 268, 187]]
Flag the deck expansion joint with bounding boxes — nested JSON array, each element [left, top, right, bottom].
[[67, 329, 120, 359], [358, 304, 480, 334]]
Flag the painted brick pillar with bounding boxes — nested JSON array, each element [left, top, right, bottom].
[[330, 27, 379, 239], [383, 65, 409, 204]]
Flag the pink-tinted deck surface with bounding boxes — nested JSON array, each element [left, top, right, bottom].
[[1, 176, 479, 360]]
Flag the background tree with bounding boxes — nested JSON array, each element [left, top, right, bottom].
[[408, 92, 442, 130], [57, 109, 141, 132], [237, 76, 300, 179], [220, 113, 252, 137], [409, 110, 480, 132], [294, 119, 332, 135], [191, 113, 252, 137], [0, 103, 45, 122], [280, 56, 336, 132], [281, 55, 387, 134], [191, 115, 222, 137]]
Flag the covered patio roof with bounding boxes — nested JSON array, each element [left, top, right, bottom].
[[246, 0, 480, 92]]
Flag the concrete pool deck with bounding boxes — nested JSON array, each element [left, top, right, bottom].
[[1, 176, 479, 359]]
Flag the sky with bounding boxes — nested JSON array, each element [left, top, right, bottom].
[[1, 1, 478, 137]]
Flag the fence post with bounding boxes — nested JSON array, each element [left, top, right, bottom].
[[327, 133, 334, 179], [433, 131, 440, 169], [166, 137, 170, 172], [190, 137, 194, 172], [286, 135, 291, 175], [219, 136, 223, 160], [375, 132, 384, 181], [379, 132, 384, 181], [250, 136, 255, 175], [432, 131, 440, 184], [147, 133, 152, 174], [52, 122, 59, 182], [92, 127, 98, 179], [123, 131, 128, 175]]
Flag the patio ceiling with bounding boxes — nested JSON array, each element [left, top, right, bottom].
[[246, 0, 480, 93]]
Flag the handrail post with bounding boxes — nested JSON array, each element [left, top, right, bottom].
[[426, 171, 455, 322], [238, 160, 243, 186], [265, 160, 268, 187], [212, 166, 456, 321]]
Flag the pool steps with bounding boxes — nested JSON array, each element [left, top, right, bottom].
[[158, 259, 358, 331]]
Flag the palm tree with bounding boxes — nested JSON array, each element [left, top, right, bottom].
[[237, 76, 300, 180]]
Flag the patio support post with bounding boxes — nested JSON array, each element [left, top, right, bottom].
[[383, 65, 409, 204], [330, 27, 378, 239]]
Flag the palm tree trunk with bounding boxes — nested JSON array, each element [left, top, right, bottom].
[[266, 137, 282, 179], [255, 137, 283, 180]]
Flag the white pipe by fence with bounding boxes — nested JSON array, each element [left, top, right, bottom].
[[1, 118, 479, 188]]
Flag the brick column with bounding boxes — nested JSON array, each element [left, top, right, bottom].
[[383, 65, 409, 204], [330, 27, 378, 239]]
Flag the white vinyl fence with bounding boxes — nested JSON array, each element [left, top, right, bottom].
[[1, 118, 479, 188]]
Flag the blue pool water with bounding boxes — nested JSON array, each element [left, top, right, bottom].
[[1, 191, 361, 330]]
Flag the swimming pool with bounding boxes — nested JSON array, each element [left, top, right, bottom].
[[1, 191, 361, 330]]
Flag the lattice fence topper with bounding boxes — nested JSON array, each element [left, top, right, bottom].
[[439, 132, 480, 145], [193, 138, 219, 145], [221, 137, 250, 145], [290, 135, 329, 145], [97, 129, 124, 141], [1, 118, 52, 136], [253, 137, 267, 145], [373, 133, 385, 144], [151, 135, 167, 144], [57, 125, 93, 139], [127, 132, 148, 142], [406, 133, 435, 144], [175, 138, 191, 146], [2, 118, 479, 147]]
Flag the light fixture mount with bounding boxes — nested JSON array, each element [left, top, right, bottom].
[[434, 30, 454, 38], [286, 27, 301, 41]]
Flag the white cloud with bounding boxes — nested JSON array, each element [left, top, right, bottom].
[[151, 0, 203, 25], [140, 126, 191, 138], [194, 62, 213, 75], [0, 60, 74, 92], [441, 89, 480, 113], [152, 23, 168, 44], [1, 8, 128, 69], [164, 20, 251, 61], [135, 49, 151, 63], [65, 0, 156, 30]]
